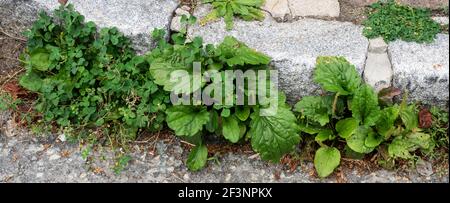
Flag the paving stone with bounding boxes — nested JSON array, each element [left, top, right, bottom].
[[264, 0, 340, 21], [389, 34, 449, 108], [171, 7, 191, 32], [288, 0, 340, 18], [369, 37, 388, 54], [346, 0, 449, 8], [0, 0, 179, 54], [398, 0, 449, 9], [364, 52, 393, 92], [190, 6, 368, 103], [263, 0, 291, 22]]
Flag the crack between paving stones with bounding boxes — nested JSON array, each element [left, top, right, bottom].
[[362, 41, 370, 78], [386, 46, 394, 86], [286, 0, 294, 20], [167, 2, 181, 43]]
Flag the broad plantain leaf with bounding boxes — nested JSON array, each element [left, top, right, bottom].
[[294, 96, 329, 126], [352, 84, 381, 127], [346, 126, 376, 154], [314, 147, 341, 178], [215, 36, 271, 66], [166, 106, 210, 136], [315, 129, 335, 142], [187, 144, 208, 171], [365, 131, 384, 148], [149, 61, 194, 94], [389, 132, 433, 159], [202, 0, 265, 30], [19, 71, 43, 92], [335, 118, 359, 139], [388, 136, 416, 159], [407, 132, 432, 149], [314, 56, 362, 95], [298, 123, 324, 134], [29, 48, 51, 71], [400, 104, 418, 131], [205, 110, 219, 133], [249, 105, 301, 162], [376, 105, 400, 138], [239, 123, 247, 139], [235, 106, 250, 121], [222, 115, 241, 143]]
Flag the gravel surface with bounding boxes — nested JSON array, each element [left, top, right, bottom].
[[0, 125, 448, 183]]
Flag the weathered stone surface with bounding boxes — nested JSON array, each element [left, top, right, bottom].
[[264, 0, 340, 21], [416, 159, 433, 177], [171, 7, 191, 32], [398, 0, 449, 9], [263, 0, 291, 22], [347, 0, 449, 8], [0, 0, 41, 32], [432, 16, 449, 25], [389, 34, 449, 108], [190, 6, 368, 103], [289, 0, 340, 18], [364, 52, 393, 92], [345, 0, 378, 7], [0, 0, 179, 54], [369, 37, 388, 54]]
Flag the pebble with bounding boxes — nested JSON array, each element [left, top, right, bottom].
[[49, 154, 61, 160], [183, 173, 190, 181], [416, 159, 434, 177], [225, 173, 232, 182], [57, 134, 66, 142]]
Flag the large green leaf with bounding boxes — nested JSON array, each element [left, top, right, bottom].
[[407, 132, 432, 149], [376, 105, 400, 138], [365, 132, 384, 148], [388, 136, 416, 159], [249, 105, 301, 162], [298, 123, 324, 134], [352, 84, 381, 127], [235, 106, 250, 121], [346, 126, 376, 154], [149, 61, 195, 94], [314, 147, 341, 178], [222, 115, 241, 143], [294, 96, 329, 126], [19, 71, 43, 92], [335, 118, 359, 139], [315, 129, 335, 142], [29, 48, 51, 71], [215, 36, 271, 66], [313, 56, 362, 95], [234, 0, 265, 6], [400, 105, 418, 131], [202, 0, 265, 30], [205, 110, 219, 133], [186, 144, 208, 171], [166, 106, 210, 136]]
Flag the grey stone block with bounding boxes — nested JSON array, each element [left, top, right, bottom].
[[389, 34, 449, 108], [1, 0, 179, 54], [189, 6, 368, 103], [364, 52, 393, 92]]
